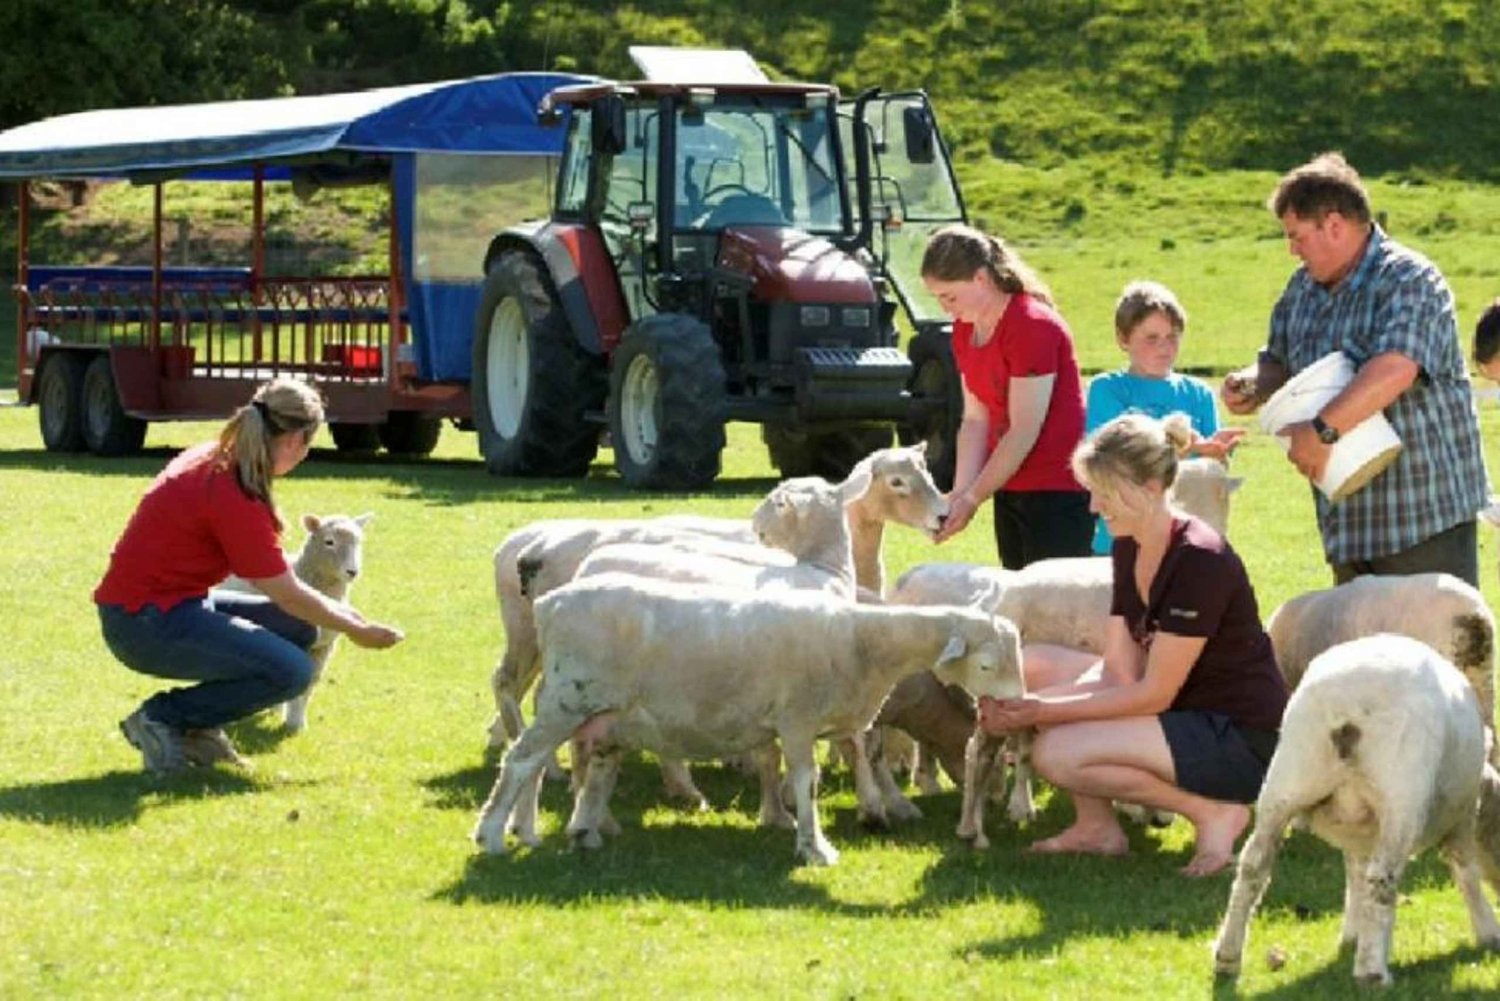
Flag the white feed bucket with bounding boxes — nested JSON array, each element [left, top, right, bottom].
[[1259, 351, 1402, 503]]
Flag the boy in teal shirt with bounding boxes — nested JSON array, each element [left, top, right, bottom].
[[1086, 281, 1243, 553]]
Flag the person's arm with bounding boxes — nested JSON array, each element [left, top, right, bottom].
[[249, 570, 404, 649], [935, 385, 991, 542], [1281, 352, 1419, 482], [967, 373, 1054, 501], [981, 631, 1205, 731]]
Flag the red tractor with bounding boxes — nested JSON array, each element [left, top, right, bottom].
[[470, 75, 967, 489]]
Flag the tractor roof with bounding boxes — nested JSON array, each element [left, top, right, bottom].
[[539, 80, 840, 115]]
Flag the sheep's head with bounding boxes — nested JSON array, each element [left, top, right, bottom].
[[751, 477, 846, 559], [295, 512, 373, 591], [930, 612, 1024, 700], [1169, 458, 1242, 536], [849, 442, 948, 538]]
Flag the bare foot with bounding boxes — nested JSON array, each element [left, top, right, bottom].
[[1182, 802, 1251, 877], [1028, 823, 1129, 857]]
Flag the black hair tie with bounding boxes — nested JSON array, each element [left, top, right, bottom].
[[251, 399, 279, 431]]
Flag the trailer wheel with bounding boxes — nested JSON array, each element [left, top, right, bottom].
[[472, 250, 604, 477], [608, 314, 725, 490], [378, 412, 442, 457], [81, 354, 147, 456], [37, 352, 89, 453], [898, 327, 961, 491], [762, 424, 893, 481], [330, 423, 381, 454]]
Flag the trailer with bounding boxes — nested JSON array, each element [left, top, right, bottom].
[[0, 72, 591, 456]]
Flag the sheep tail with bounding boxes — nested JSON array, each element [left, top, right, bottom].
[[518, 555, 545, 600], [1329, 721, 1362, 761], [1451, 612, 1494, 678]]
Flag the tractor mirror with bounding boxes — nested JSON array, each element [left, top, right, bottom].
[[903, 106, 935, 165], [591, 96, 629, 156]]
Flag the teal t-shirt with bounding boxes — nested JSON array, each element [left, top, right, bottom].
[[1085, 370, 1220, 554]]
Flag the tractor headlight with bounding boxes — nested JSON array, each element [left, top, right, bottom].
[[800, 306, 831, 327]]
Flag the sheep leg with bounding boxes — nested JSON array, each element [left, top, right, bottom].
[[783, 732, 838, 866], [567, 748, 623, 851], [1005, 731, 1036, 824], [1440, 826, 1500, 950], [865, 729, 922, 823], [912, 741, 944, 796], [839, 732, 889, 829], [282, 643, 332, 733], [507, 768, 545, 848], [756, 743, 796, 830], [658, 757, 709, 811], [1212, 802, 1294, 978], [957, 728, 1002, 849], [1353, 818, 1423, 987], [1339, 851, 1369, 947], [471, 716, 575, 854]]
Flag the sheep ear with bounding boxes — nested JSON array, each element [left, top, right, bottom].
[[936, 633, 967, 666], [354, 512, 375, 527], [840, 462, 874, 504], [912, 439, 928, 456], [1226, 477, 1244, 494], [302, 513, 321, 532]]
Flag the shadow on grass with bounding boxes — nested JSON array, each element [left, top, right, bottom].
[[0, 768, 262, 828], [1214, 941, 1500, 999], [0, 447, 781, 505]]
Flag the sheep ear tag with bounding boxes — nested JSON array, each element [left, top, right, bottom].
[[937, 634, 967, 666]]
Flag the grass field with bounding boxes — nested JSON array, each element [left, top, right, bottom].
[[3, 396, 1500, 998]]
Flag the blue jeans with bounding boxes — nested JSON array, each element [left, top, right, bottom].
[[98, 591, 317, 729]]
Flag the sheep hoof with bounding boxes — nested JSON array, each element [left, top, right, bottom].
[[886, 799, 923, 823], [1212, 959, 1241, 980], [472, 822, 510, 856], [759, 808, 797, 830], [955, 822, 977, 842], [858, 809, 890, 832], [1354, 969, 1392, 988], [797, 841, 840, 866], [1007, 803, 1037, 825], [971, 832, 991, 851], [571, 829, 604, 851]]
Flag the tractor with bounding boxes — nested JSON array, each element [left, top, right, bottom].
[[470, 72, 968, 490]]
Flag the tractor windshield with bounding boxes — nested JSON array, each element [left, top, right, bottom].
[[673, 99, 844, 235]]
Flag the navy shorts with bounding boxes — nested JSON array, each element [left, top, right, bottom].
[[1159, 710, 1276, 804]]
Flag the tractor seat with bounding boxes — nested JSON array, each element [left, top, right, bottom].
[[701, 193, 787, 228]]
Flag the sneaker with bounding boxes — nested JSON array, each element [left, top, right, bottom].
[[119, 708, 187, 776], [179, 727, 251, 769]]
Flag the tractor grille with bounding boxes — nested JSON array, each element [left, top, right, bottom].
[[795, 346, 910, 381]]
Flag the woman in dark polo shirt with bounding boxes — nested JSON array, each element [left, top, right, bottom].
[[980, 412, 1287, 877]]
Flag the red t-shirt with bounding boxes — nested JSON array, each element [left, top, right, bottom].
[[950, 293, 1086, 492], [1110, 516, 1288, 733], [94, 442, 289, 614]]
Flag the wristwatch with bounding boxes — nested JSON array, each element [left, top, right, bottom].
[[1311, 414, 1341, 445]]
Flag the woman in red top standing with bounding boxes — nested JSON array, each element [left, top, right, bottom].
[[95, 378, 404, 776], [920, 225, 1091, 568]]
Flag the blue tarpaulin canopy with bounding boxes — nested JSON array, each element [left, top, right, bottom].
[[0, 72, 595, 381], [0, 72, 592, 179]]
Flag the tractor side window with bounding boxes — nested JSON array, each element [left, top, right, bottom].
[[556, 109, 592, 217]]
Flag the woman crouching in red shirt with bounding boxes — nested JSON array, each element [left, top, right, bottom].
[[94, 378, 404, 776], [980, 413, 1287, 876]]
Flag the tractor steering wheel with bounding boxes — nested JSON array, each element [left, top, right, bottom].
[[702, 183, 757, 202]]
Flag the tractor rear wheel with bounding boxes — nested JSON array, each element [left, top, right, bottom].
[[378, 412, 442, 457], [608, 314, 726, 490], [762, 424, 893, 481], [898, 327, 961, 491], [81, 354, 147, 456], [37, 352, 88, 453], [472, 250, 604, 477]]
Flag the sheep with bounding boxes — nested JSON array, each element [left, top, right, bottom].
[[219, 512, 372, 733], [471, 574, 1023, 865], [1212, 634, 1500, 987], [1265, 572, 1496, 740], [485, 442, 947, 751]]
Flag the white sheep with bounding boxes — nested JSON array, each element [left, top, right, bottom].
[[486, 442, 947, 751], [471, 574, 1023, 865], [1212, 634, 1500, 987], [219, 512, 371, 733], [1265, 572, 1496, 739]]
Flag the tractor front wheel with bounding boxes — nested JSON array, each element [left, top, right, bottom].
[[378, 412, 442, 457], [608, 314, 726, 490]]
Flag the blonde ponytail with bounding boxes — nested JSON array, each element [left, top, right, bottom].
[[216, 378, 324, 529]]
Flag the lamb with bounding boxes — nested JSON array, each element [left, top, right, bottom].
[[219, 512, 372, 733], [471, 574, 1023, 865], [1212, 634, 1500, 987], [1265, 572, 1496, 738], [486, 442, 947, 751]]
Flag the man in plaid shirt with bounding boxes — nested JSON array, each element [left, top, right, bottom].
[[1222, 152, 1489, 587]]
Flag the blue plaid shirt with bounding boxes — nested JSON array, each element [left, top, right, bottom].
[[1267, 226, 1489, 564]]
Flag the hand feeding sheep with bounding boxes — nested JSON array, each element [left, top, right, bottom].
[[1213, 634, 1500, 987], [471, 575, 1022, 865]]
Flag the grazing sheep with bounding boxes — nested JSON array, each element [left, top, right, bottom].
[[486, 442, 947, 751], [220, 512, 371, 733], [1265, 572, 1496, 737], [1212, 635, 1500, 987], [471, 575, 1022, 865]]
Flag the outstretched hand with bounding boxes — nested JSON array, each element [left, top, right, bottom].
[[1193, 427, 1247, 462], [935, 491, 979, 543], [978, 695, 1042, 735], [350, 621, 405, 649]]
